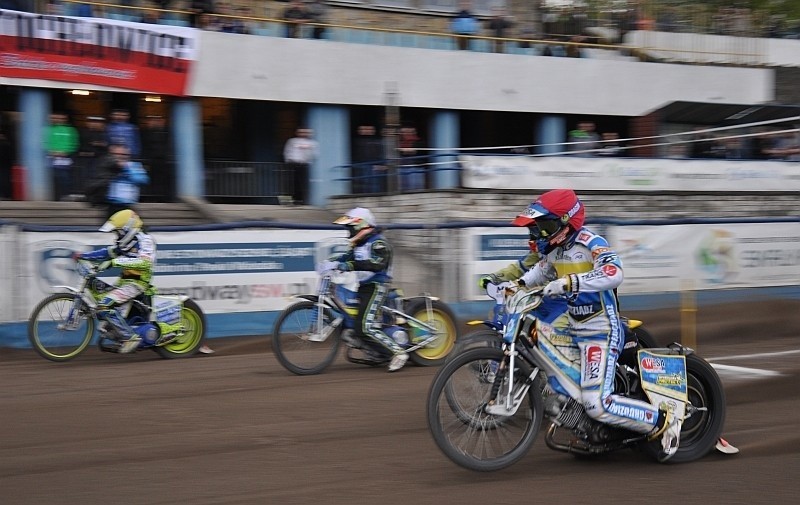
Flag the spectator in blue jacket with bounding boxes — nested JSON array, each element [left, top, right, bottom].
[[106, 109, 141, 159], [450, 2, 480, 50], [99, 144, 150, 220]]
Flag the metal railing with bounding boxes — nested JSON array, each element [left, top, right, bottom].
[[204, 160, 292, 204]]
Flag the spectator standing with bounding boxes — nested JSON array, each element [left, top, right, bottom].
[[486, 7, 513, 53], [189, 0, 215, 28], [141, 115, 173, 202], [94, 144, 150, 220], [765, 131, 800, 161], [77, 115, 108, 187], [220, 4, 248, 34], [283, 128, 318, 205], [398, 126, 423, 191], [44, 112, 79, 201], [352, 124, 385, 194], [597, 132, 624, 157], [282, 0, 309, 38], [689, 128, 722, 159], [566, 121, 600, 154], [107, 109, 141, 160], [306, 0, 328, 40], [450, 2, 479, 51]]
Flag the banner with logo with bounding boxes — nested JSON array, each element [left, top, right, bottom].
[[15, 229, 346, 321], [463, 222, 800, 299], [611, 222, 800, 293], [459, 155, 800, 192], [0, 9, 199, 95]]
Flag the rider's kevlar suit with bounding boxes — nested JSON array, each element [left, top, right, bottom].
[[78, 232, 156, 341], [333, 228, 402, 355], [519, 227, 660, 435]]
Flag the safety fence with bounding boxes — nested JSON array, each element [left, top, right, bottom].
[[1, 217, 799, 348]]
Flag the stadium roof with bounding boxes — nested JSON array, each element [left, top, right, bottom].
[[653, 101, 800, 126]]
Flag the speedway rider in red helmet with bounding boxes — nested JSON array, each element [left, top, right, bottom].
[[513, 189, 682, 461]]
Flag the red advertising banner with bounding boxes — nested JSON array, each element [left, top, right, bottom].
[[0, 9, 199, 96]]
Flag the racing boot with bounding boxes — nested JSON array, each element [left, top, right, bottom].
[[648, 403, 685, 462]]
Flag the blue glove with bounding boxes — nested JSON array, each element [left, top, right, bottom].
[[337, 262, 351, 272]]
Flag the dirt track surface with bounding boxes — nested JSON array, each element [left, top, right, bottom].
[[2, 300, 798, 505]]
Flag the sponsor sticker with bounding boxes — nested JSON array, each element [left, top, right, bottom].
[[602, 264, 618, 276]]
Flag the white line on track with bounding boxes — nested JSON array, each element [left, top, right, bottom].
[[710, 363, 782, 377], [707, 349, 800, 362]]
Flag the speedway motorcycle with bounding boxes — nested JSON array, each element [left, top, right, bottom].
[[271, 269, 459, 375], [28, 259, 207, 362], [427, 283, 726, 470]]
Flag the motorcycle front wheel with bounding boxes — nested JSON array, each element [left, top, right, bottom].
[[28, 293, 95, 362], [427, 347, 544, 472], [272, 300, 342, 375], [405, 299, 458, 366], [154, 299, 207, 359]]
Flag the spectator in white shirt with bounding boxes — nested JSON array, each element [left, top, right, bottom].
[[283, 128, 319, 204]]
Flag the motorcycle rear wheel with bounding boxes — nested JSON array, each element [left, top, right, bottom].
[[405, 299, 458, 366], [272, 300, 341, 375], [28, 293, 95, 362], [643, 353, 726, 463], [427, 347, 544, 472], [154, 299, 207, 358]]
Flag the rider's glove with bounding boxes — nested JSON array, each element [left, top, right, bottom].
[[514, 277, 526, 288], [543, 277, 570, 297], [337, 262, 352, 272], [479, 273, 500, 290], [316, 260, 339, 275], [71, 251, 83, 261]]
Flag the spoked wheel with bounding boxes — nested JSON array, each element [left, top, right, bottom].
[[446, 329, 502, 364], [28, 293, 95, 362], [272, 300, 341, 375], [154, 299, 206, 359], [643, 354, 726, 463], [406, 300, 458, 366], [427, 347, 544, 472]]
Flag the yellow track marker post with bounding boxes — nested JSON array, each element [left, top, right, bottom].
[[680, 279, 697, 349]]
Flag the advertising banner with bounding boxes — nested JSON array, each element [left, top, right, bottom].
[[464, 222, 800, 298], [17, 229, 345, 320], [0, 9, 198, 95], [460, 155, 800, 192], [612, 222, 800, 293]]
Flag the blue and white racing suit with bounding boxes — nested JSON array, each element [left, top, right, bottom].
[[520, 227, 659, 434], [333, 230, 402, 355]]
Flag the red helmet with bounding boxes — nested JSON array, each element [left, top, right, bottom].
[[512, 189, 585, 253]]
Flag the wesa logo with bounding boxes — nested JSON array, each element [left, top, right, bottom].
[[585, 345, 602, 381], [640, 356, 666, 373]]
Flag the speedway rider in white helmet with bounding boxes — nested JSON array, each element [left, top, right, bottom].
[[319, 207, 407, 372], [513, 189, 682, 461]]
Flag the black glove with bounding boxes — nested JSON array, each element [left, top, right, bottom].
[[479, 273, 501, 290]]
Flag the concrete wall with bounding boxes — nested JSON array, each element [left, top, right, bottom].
[[188, 32, 772, 115]]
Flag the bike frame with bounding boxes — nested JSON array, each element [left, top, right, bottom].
[[302, 273, 441, 352]]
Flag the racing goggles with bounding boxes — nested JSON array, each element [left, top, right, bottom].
[[528, 218, 562, 239]]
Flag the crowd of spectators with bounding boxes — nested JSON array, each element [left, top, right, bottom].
[[9, 1, 797, 47]]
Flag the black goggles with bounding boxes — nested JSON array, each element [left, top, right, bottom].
[[529, 218, 562, 239]]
